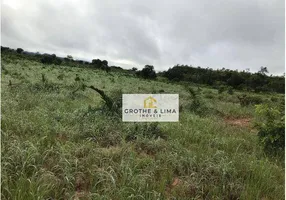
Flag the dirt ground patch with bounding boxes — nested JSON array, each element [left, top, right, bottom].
[[224, 117, 252, 127]]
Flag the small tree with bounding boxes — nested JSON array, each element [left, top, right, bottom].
[[137, 65, 157, 79], [16, 48, 24, 54], [1, 46, 10, 52], [91, 59, 110, 72], [41, 54, 62, 65], [54, 58, 62, 65], [91, 59, 102, 68], [41, 55, 54, 64], [67, 55, 73, 60], [255, 104, 285, 155], [102, 60, 108, 66], [258, 66, 269, 75], [164, 66, 184, 81]]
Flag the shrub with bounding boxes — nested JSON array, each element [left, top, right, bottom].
[[227, 87, 234, 95], [16, 48, 24, 54], [187, 88, 208, 116], [270, 96, 280, 102], [255, 104, 285, 155], [41, 73, 46, 83], [53, 58, 62, 65], [88, 86, 122, 116], [204, 93, 215, 99], [136, 65, 157, 79], [41, 55, 54, 64], [57, 74, 64, 80], [1, 46, 10, 52], [237, 95, 263, 106], [217, 86, 225, 94], [71, 76, 86, 96], [91, 59, 110, 72], [164, 66, 184, 81], [30, 81, 60, 93], [41, 54, 62, 65], [75, 74, 81, 82]]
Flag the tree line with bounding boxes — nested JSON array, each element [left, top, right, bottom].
[[1, 46, 284, 93], [161, 64, 284, 93]]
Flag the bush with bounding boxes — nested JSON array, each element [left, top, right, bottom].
[[88, 86, 122, 116], [71, 75, 86, 96], [164, 66, 184, 81], [237, 95, 263, 106], [1, 46, 10, 52], [16, 48, 24, 54], [29, 80, 60, 93], [204, 93, 215, 99], [91, 59, 110, 72], [187, 88, 208, 116], [227, 87, 234, 95], [57, 74, 64, 80], [218, 86, 225, 94], [41, 54, 62, 65], [41, 55, 53, 64], [255, 104, 285, 155], [136, 65, 157, 79]]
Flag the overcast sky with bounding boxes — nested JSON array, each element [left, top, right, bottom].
[[1, 0, 285, 74]]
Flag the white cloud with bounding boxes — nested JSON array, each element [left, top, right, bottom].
[[1, 0, 285, 74]]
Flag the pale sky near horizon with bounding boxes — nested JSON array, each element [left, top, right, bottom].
[[1, 0, 285, 74]]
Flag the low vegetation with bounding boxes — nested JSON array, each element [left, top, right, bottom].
[[1, 47, 285, 199], [255, 103, 285, 157], [163, 64, 284, 93]]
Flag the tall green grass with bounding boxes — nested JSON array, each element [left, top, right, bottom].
[[1, 57, 284, 199]]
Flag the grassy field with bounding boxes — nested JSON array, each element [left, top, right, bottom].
[[1, 56, 285, 199]]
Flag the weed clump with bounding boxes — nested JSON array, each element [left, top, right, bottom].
[[227, 87, 234, 95], [88, 86, 122, 116], [76, 118, 122, 147], [2, 66, 9, 74], [134, 137, 167, 156], [57, 73, 64, 80], [204, 93, 215, 99], [125, 123, 167, 141], [41, 73, 46, 83], [255, 103, 285, 156], [29, 74, 60, 93], [218, 86, 225, 94], [237, 95, 263, 106], [187, 88, 208, 116], [71, 75, 86, 96]]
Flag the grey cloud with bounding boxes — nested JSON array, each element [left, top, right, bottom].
[[1, 0, 284, 74]]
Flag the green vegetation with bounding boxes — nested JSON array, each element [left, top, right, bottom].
[[1, 48, 285, 199], [255, 103, 285, 157], [163, 65, 285, 94], [41, 54, 62, 65], [136, 65, 157, 79]]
